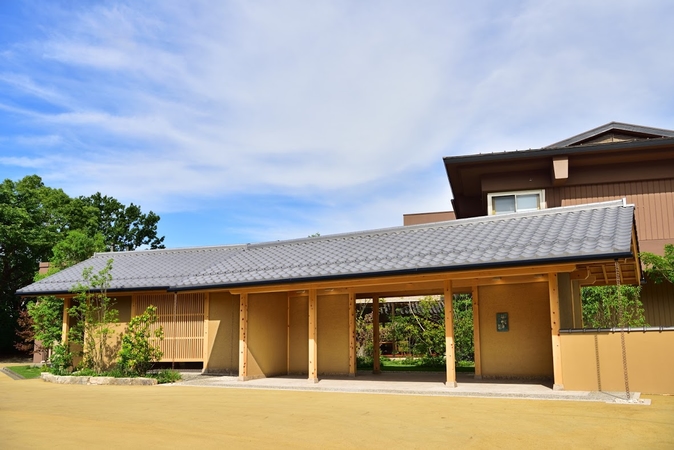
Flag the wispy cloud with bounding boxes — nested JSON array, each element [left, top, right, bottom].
[[0, 0, 672, 245]]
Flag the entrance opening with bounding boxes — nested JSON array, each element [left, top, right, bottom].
[[355, 294, 475, 376]]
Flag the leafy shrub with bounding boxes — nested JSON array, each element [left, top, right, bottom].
[[117, 305, 164, 376], [48, 343, 73, 375]]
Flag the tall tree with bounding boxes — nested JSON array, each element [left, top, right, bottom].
[[83, 193, 165, 251], [0, 176, 73, 352], [1, 175, 166, 354]]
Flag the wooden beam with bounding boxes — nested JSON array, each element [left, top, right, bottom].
[[548, 273, 564, 390], [348, 291, 356, 377], [471, 284, 482, 380], [226, 263, 579, 295], [552, 155, 569, 185], [444, 281, 457, 388], [308, 289, 318, 383], [372, 295, 380, 374], [238, 293, 248, 381], [601, 265, 609, 284]]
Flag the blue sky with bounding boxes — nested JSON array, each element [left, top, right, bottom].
[[1, 1, 673, 248]]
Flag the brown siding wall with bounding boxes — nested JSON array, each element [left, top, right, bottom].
[[560, 330, 674, 394], [640, 282, 674, 327]]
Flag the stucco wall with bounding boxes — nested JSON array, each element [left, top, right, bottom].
[[289, 296, 309, 374], [478, 283, 553, 378], [560, 330, 674, 394], [205, 292, 239, 374], [247, 292, 287, 378], [317, 294, 349, 375]]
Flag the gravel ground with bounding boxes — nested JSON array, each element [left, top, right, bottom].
[[2, 362, 672, 449]]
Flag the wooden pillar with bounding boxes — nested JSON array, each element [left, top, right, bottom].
[[203, 293, 210, 373], [238, 293, 248, 381], [372, 295, 380, 374], [287, 293, 291, 375], [548, 273, 564, 390], [471, 284, 482, 380], [131, 294, 136, 318], [61, 297, 71, 343], [348, 291, 356, 377], [308, 289, 318, 383], [444, 281, 457, 387]]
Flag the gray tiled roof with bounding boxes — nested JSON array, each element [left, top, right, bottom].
[[17, 200, 634, 296]]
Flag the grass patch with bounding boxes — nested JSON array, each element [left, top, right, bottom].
[[5, 365, 45, 379], [148, 369, 182, 384], [356, 357, 475, 373]]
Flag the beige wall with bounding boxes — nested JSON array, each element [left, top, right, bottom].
[[560, 331, 674, 394], [205, 292, 239, 374], [247, 292, 287, 378], [317, 294, 350, 375], [289, 296, 309, 374], [478, 283, 553, 378]]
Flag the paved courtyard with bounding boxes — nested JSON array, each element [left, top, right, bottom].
[[1, 364, 673, 449]]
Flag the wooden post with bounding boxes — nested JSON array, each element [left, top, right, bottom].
[[548, 273, 564, 390], [348, 291, 356, 377], [471, 284, 482, 380], [287, 293, 291, 375], [203, 293, 210, 373], [444, 281, 457, 387], [308, 289, 318, 383], [61, 297, 71, 343], [238, 293, 248, 381], [372, 295, 380, 374]]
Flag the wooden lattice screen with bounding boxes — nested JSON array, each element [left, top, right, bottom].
[[136, 293, 205, 362]]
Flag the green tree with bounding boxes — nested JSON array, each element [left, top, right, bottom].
[[84, 193, 165, 251], [1, 174, 165, 354], [68, 260, 119, 373], [581, 285, 646, 328], [117, 305, 164, 376], [0, 176, 74, 352], [641, 244, 674, 284], [452, 294, 474, 363]]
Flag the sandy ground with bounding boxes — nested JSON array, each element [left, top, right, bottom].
[[1, 364, 673, 449]]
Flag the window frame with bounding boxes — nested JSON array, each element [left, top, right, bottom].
[[487, 189, 546, 215]]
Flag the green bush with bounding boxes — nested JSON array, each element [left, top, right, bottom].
[[117, 305, 164, 376], [48, 343, 73, 375]]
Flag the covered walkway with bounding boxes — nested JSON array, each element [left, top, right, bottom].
[[172, 371, 647, 403]]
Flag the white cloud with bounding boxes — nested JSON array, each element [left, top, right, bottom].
[[1, 0, 673, 244]]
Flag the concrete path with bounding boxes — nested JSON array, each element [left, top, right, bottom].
[[174, 371, 646, 404]]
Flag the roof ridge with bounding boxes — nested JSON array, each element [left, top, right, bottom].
[[93, 244, 246, 257], [545, 122, 674, 148]]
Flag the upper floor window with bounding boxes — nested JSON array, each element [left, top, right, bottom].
[[487, 190, 545, 215]]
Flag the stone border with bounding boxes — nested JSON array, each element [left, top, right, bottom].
[[41, 372, 157, 385]]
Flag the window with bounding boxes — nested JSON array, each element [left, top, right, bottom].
[[488, 190, 545, 215]]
